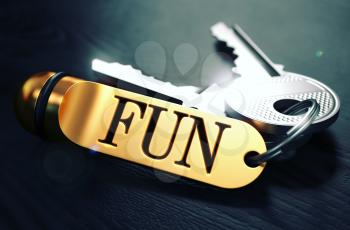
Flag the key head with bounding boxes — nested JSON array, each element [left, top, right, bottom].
[[224, 72, 340, 134]]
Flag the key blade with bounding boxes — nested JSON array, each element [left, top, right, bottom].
[[211, 22, 283, 78], [232, 24, 282, 76], [91, 59, 201, 106]]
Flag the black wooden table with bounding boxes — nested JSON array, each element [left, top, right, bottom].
[[1, 0, 349, 229]]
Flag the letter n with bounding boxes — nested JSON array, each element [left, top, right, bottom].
[[175, 116, 231, 173]]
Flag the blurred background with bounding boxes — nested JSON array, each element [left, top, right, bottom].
[[1, 0, 349, 229]]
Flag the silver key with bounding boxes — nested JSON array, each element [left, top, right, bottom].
[[91, 59, 230, 116], [92, 59, 202, 107], [209, 22, 340, 134]]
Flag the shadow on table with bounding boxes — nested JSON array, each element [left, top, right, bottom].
[[39, 130, 338, 209]]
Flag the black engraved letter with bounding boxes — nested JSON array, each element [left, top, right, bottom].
[[99, 95, 147, 147], [175, 116, 231, 174], [142, 106, 188, 159]]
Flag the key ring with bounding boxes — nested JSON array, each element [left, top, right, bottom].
[[246, 99, 320, 167]]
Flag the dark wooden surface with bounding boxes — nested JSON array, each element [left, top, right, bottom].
[[1, 0, 350, 229]]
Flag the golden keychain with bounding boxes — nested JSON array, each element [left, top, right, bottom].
[[16, 72, 318, 189]]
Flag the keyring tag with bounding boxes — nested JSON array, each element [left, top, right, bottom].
[[59, 81, 266, 188]]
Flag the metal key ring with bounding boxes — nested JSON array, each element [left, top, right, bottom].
[[246, 99, 320, 167]]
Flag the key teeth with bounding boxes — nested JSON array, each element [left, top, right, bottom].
[[212, 23, 259, 77], [210, 22, 239, 60], [274, 64, 285, 72], [231, 67, 241, 77], [211, 22, 285, 77], [113, 62, 145, 77], [109, 61, 159, 82]]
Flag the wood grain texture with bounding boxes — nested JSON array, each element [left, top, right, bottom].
[[1, 0, 349, 229]]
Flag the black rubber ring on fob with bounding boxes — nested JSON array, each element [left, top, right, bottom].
[[34, 72, 66, 137]]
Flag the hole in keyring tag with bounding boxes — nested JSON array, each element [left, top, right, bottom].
[[244, 151, 260, 168]]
